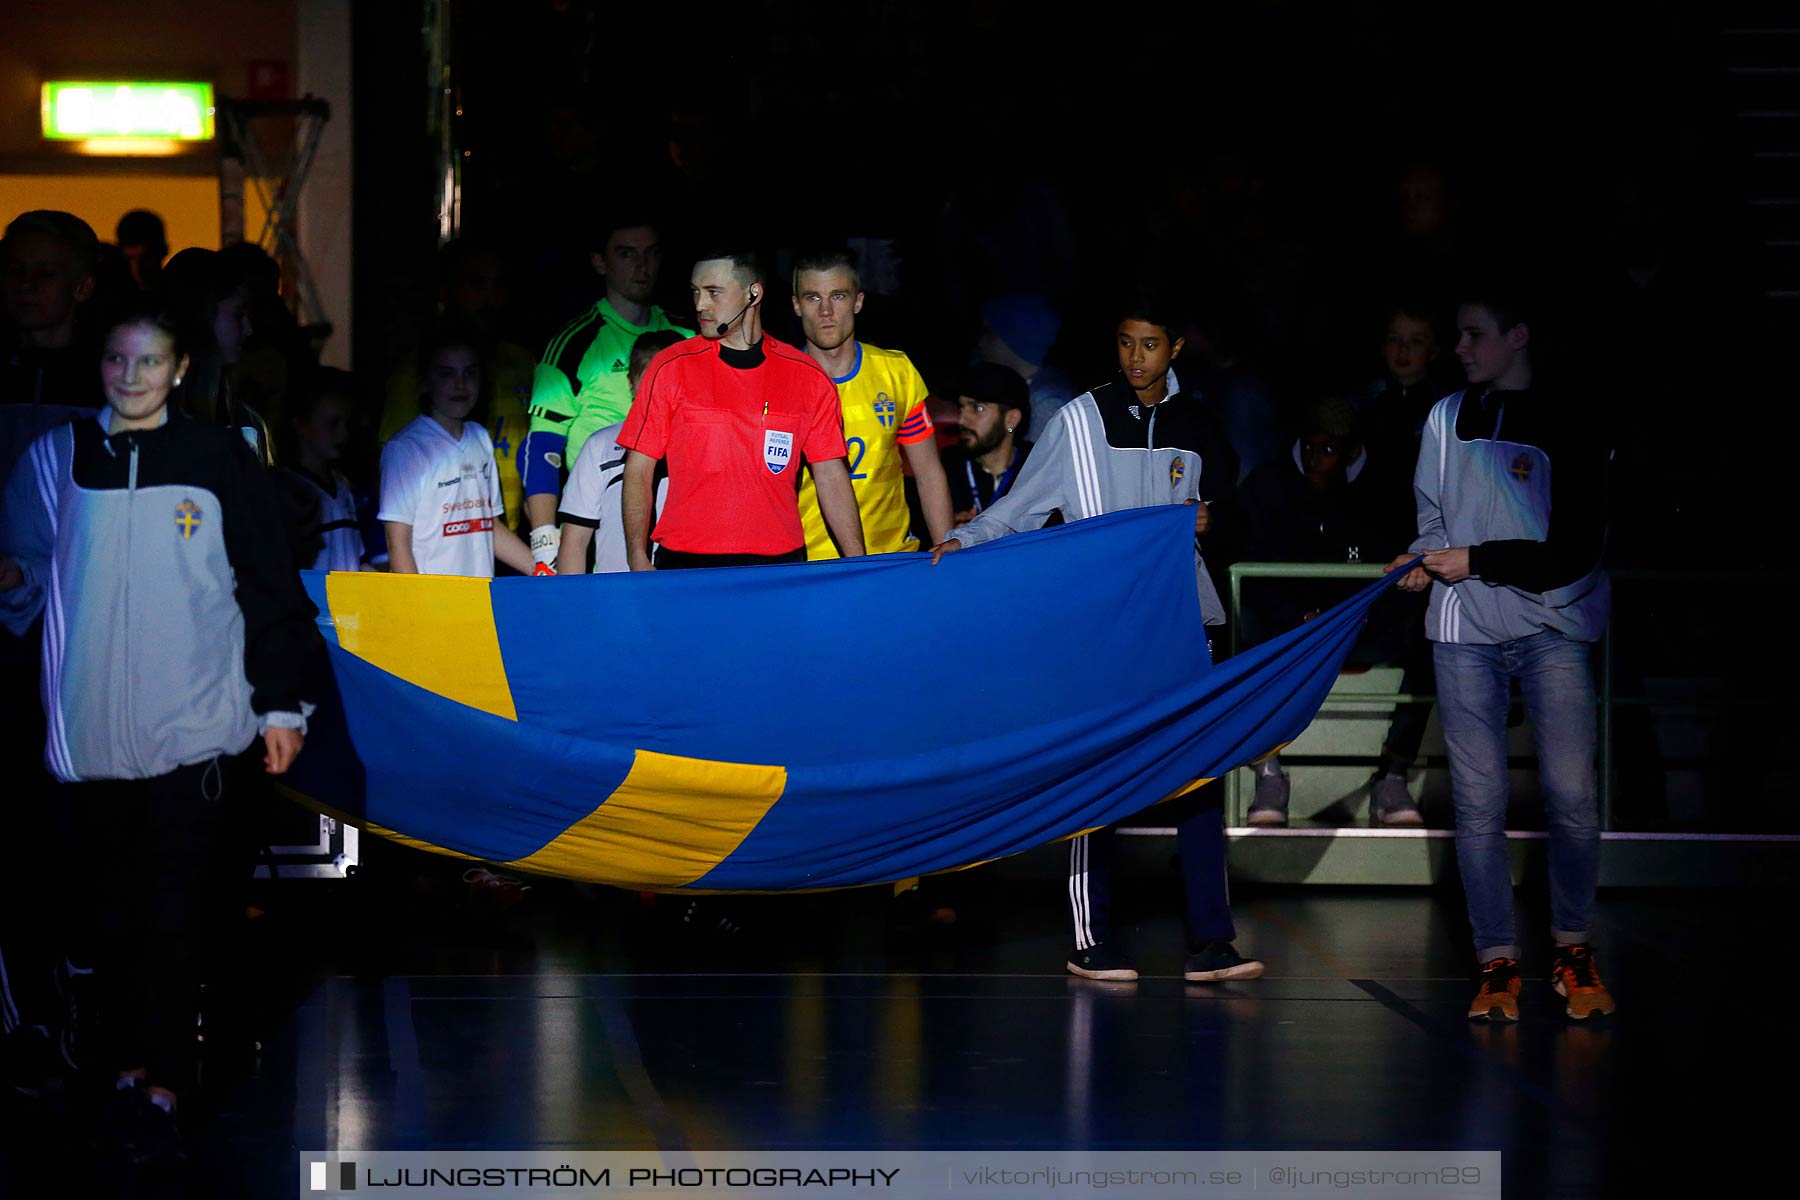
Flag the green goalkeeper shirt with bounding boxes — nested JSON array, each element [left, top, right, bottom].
[[526, 297, 691, 476]]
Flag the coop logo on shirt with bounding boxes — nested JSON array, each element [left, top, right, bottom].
[[764, 429, 794, 475], [442, 516, 495, 537]]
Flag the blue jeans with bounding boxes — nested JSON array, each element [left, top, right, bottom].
[[1434, 632, 1600, 962]]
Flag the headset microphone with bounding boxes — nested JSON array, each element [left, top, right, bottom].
[[716, 291, 759, 336]]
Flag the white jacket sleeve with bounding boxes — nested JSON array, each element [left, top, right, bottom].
[[953, 400, 1082, 549], [0, 430, 59, 636]]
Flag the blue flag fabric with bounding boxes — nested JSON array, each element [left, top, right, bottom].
[[288, 506, 1404, 891]]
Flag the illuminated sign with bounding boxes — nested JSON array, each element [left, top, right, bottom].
[[41, 82, 215, 142]]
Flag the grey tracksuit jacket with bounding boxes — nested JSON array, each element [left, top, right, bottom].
[[1409, 384, 1611, 645], [953, 370, 1240, 625], [1, 411, 316, 782]]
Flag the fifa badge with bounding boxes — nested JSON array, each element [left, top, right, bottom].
[[764, 429, 794, 475]]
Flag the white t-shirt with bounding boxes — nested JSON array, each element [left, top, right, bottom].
[[556, 419, 667, 574], [378, 414, 503, 578], [281, 466, 365, 572]]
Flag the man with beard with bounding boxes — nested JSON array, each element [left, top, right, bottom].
[[790, 248, 952, 555], [942, 362, 1034, 525], [521, 216, 690, 572]]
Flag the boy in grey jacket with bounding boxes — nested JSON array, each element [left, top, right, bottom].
[[1387, 286, 1614, 1023], [934, 301, 1261, 985]]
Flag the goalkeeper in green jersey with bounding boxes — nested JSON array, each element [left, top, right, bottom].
[[520, 216, 690, 570]]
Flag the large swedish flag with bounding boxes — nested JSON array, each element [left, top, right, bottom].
[[289, 506, 1402, 892]]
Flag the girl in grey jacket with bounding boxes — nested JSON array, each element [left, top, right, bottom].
[[0, 299, 316, 1167]]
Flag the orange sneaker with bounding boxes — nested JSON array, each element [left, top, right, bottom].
[[1551, 944, 1616, 1019], [1468, 957, 1521, 1022]]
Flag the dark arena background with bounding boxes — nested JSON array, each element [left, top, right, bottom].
[[2, 1, 1797, 1197]]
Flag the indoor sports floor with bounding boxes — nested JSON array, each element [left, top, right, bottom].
[[2, 839, 1777, 1199]]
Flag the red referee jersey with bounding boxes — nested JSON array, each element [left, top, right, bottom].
[[618, 335, 849, 555]]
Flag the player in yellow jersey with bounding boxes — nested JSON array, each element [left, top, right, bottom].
[[792, 249, 952, 558]]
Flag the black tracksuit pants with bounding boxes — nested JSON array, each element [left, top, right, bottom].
[[57, 756, 251, 1093], [1067, 785, 1236, 953]]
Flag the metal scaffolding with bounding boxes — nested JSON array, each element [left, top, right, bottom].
[[217, 96, 333, 335]]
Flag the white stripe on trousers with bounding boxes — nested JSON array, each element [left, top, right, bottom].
[[1069, 835, 1096, 950]]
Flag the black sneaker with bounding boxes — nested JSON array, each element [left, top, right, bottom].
[[1183, 940, 1265, 982], [1065, 944, 1139, 981], [98, 1083, 188, 1172]]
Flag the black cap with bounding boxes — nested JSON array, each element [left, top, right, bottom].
[[956, 362, 1029, 427]]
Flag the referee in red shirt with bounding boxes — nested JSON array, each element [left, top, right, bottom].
[[619, 249, 865, 569]]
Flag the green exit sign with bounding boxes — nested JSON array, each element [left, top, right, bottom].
[[41, 81, 215, 141]]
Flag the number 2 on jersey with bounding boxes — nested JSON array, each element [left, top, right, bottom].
[[846, 437, 868, 481]]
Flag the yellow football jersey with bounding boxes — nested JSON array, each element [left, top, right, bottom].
[[798, 342, 935, 558]]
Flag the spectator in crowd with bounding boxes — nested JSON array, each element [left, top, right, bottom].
[[1355, 301, 1454, 481], [1237, 397, 1424, 828], [380, 326, 535, 578], [279, 367, 370, 572], [115, 210, 168, 292], [933, 297, 1258, 985], [1387, 284, 1614, 1023], [381, 239, 536, 536], [1, 211, 103, 437], [791, 248, 953, 556], [220, 242, 316, 434], [941, 362, 1033, 524], [976, 292, 1075, 442], [618, 249, 863, 570], [0, 297, 316, 1168], [523, 217, 691, 573], [161, 248, 273, 464], [555, 329, 682, 574]]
